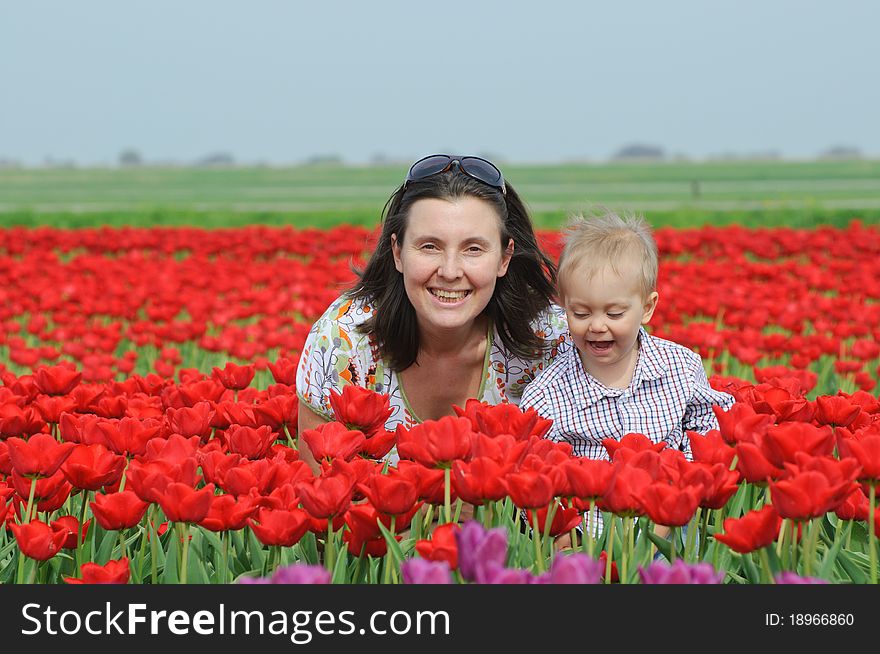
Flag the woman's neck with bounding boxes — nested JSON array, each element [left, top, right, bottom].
[[416, 315, 489, 359]]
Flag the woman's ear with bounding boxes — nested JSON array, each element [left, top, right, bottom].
[[498, 238, 514, 277], [391, 233, 403, 273]]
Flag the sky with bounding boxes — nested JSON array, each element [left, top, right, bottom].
[[1, 0, 878, 166]]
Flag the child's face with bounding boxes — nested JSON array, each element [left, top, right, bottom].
[[562, 262, 658, 381]]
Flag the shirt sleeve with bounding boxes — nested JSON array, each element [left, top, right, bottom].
[[295, 296, 366, 420], [682, 356, 736, 436], [503, 305, 571, 401]]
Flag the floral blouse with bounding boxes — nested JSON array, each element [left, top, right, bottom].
[[296, 294, 571, 431]]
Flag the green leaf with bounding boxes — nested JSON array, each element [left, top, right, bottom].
[[644, 528, 672, 562], [376, 520, 405, 565], [741, 553, 760, 584], [95, 527, 118, 565], [246, 529, 266, 570], [162, 532, 179, 584], [835, 550, 868, 584], [331, 547, 349, 584], [818, 523, 849, 580]]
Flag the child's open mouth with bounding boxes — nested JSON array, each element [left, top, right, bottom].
[[587, 340, 614, 354]]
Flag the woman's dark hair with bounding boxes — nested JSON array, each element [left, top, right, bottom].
[[348, 170, 558, 371]]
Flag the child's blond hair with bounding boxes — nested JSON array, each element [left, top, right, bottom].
[[557, 207, 658, 299]]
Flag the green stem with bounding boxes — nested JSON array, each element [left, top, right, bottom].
[[150, 508, 159, 584], [76, 489, 91, 574], [531, 512, 545, 574], [443, 468, 452, 524], [118, 529, 126, 560], [604, 518, 616, 584], [179, 523, 190, 584], [869, 484, 877, 584], [790, 521, 799, 573], [699, 508, 710, 560], [326, 517, 336, 575], [685, 508, 701, 563], [221, 532, 230, 584], [758, 547, 775, 584]]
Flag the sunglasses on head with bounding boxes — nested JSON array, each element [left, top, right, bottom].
[[404, 154, 506, 195]]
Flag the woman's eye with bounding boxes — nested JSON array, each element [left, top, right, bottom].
[[420, 244, 438, 251]]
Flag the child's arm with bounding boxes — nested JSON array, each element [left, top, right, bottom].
[[682, 358, 736, 438]]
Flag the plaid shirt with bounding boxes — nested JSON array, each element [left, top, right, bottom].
[[520, 327, 735, 461]]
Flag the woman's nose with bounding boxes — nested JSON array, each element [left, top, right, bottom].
[[437, 252, 463, 279]]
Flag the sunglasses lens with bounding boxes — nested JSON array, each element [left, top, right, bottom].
[[460, 157, 504, 187], [406, 155, 452, 182]]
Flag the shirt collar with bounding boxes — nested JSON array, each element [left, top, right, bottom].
[[568, 327, 668, 409]]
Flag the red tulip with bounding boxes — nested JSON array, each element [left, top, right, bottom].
[[637, 482, 701, 527], [454, 399, 552, 440], [602, 432, 667, 460], [688, 430, 736, 468], [198, 493, 257, 532], [212, 362, 255, 391], [504, 470, 555, 509], [833, 487, 870, 522], [224, 424, 277, 460], [156, 482, 215, 524], [564, 458, 614, 501], [343, 503, 391, 557], [51, 515, 91, 549], [415, 522, 460, 569], [526, 502, 583, 536], [248, 507, 310, 547], [33, 364, 82, 396], [357, 472, 418, 517], [596, 465, 652, 517], [397, 416, 473, 468], [65, 558, 131, 584], [61, 443, 126, 490], [814, 395, 862, 428], [6, 434, 76, 478], [10, 520, 68, 561], [451, 457, 510, 505], [295, 474, 354, 519], [0, 403, 45, 438], [769, 471, 844, 521], [299, 421, 366, 463], [734, 441, 785, 484], [838, 432, 880, 483], [761, 422, 835, 468], [712, 403, 775, 445], [328, 385, 392, 435], [267, 357, 298, 386], [714, 505, 782, 553], [90, 491, 150, 530]]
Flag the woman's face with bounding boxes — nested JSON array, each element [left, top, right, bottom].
[[391, 196, 513, 337]]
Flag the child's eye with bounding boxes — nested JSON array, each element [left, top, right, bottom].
[[607, 313, 624, 319], [572, 312, 590, 319]]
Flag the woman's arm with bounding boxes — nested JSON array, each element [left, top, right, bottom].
[[297, 399, 330, 475]]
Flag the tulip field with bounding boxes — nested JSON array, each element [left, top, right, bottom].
[[1, 214, 880, 585]]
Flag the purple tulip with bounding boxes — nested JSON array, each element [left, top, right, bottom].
[[638, 560, 723, 584], [270, 563, 332, 584], [475, 562, 537, 585], [774, 572, 828, 585], [401, 558, 453, 584], [455, 520, 509, 582], [539, 553, 603, 584]]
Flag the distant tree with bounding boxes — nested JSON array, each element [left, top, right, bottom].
[[305, 154, 343, 166], [118, 148, 143, 167], [612, 144, 666, 161], [196, 152, 235, 167], [820, 145, 862, 160]]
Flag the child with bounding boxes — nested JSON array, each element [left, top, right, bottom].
[[521, 209, 734, 460]]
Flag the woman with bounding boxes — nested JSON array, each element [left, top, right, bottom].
[[295, 154, 570, 471]]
